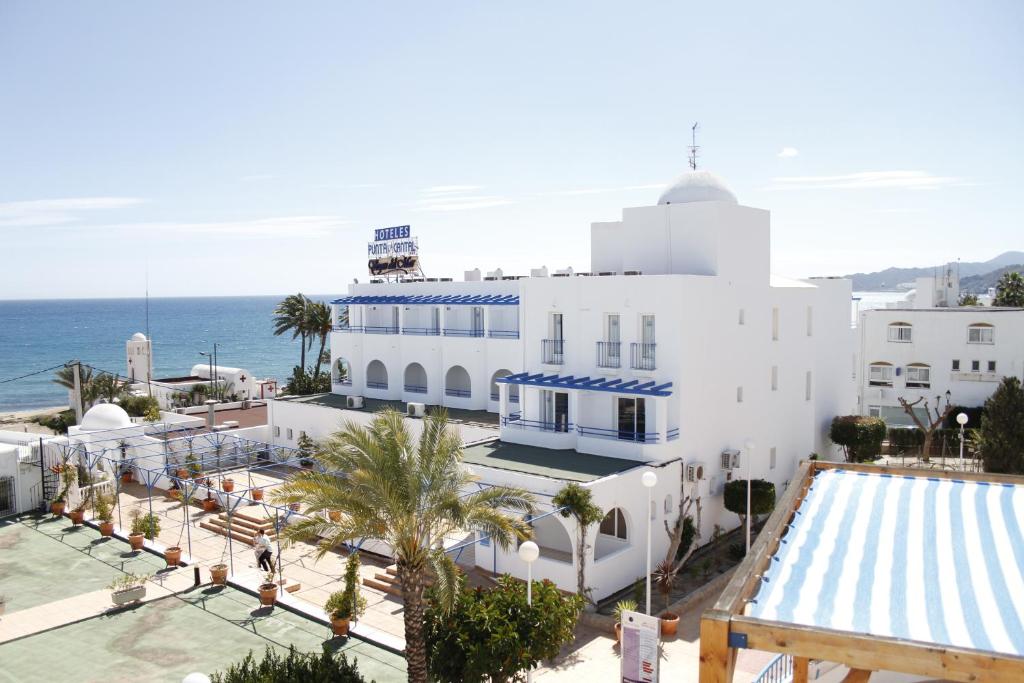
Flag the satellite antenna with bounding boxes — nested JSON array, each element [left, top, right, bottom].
[[688, 122, 700, 170]]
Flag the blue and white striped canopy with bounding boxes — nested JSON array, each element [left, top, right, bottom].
[[748, 469, 1024, 657]]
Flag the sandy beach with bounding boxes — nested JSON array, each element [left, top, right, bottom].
[[0, 406, 67, 435]]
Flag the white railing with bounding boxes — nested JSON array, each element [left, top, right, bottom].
[[67, 478, 116, 510], [752, 654, 792, 683]]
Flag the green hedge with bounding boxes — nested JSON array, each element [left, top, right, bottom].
[[830, 415, 887, 462], [723, 479, 776, 518], [211, 646, 366, 683]]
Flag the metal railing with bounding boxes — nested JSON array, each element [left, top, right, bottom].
[[490, 392, 520, 402], [753, 654, 793, 683], [404, 384, 427, 394], [366, 381, 388, 390], [445, 388, 472, 398], [596, 341, 621, 368], [490, 392, 500, 401], [444, 328, 485, 338], [333, 325, 363, 333], [542, 339, 565, 365], [667, 427, 680, 441], [364, 325, 399, 335], [501, 414, 572, 433], [488, 329, 520, 339], [401, 327, 441, 336], [630, 342, 656, 370], [576, 425, 658, 443]]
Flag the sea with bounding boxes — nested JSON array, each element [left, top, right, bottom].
[[0, 295, 341, 412], [0, 290, 911, 413]]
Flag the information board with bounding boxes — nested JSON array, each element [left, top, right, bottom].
[[620, 610, 659, 683]]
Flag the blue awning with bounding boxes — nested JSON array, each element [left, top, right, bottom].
[[496, 372, 672, 397], [330, 294, 519, 306]]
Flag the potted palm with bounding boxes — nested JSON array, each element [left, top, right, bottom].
[[68, 501, 86, 526], [613, 598, 638, 643], [95, 492, 115, 536], [109, 573, 148, 605], [652, 559, 680, 637], [258, 570, 278, 606]]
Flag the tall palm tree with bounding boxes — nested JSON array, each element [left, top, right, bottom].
[[87, 372, 127, 404], [272, 410, 535, 683], [53, 364, 94, 391], [993, 271, 1024, 308], [272, 293, 311, 369], [306, 300, 333, 383]]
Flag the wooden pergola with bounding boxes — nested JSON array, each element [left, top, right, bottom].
[[699, 460, 1024, 683]]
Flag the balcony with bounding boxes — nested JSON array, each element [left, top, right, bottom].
[[443, 328, 485, 338], [488, 329, 520, 339], [333, 325, 363, 333], [596, 341, 621, 368], [542, 339, 565, 365], [630, 342, 656, 371], [501, 414, 571, 433], [364, 326, 399, 335], [401, 327, 440, 336], [576, 425, 680, 443]]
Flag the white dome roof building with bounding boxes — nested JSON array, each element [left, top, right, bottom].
[[657, 170, 738, 205], [131, 332, 147, 342], [78, 403, 134, 432]]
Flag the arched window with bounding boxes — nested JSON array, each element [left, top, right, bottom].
[[489, 369, 518, 403], [905, 363, 931, 389], [366, 360, 388, 390], [868, 362, 894, 387], [404, 363, 428, 394], [445, 365, 471, 398], [887, 322, 913, 343], [599, 508, 627, 540], [967, 323, 994, 344], [333, 358, 351, 386]]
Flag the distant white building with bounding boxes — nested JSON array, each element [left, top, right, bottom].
[[270, 168, 857, 601]]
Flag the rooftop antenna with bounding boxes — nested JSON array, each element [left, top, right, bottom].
[[688, 122, 700, 170]]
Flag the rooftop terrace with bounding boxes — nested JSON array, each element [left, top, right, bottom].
[[461, 439, 644, 482]]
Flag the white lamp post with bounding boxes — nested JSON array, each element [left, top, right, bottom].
[[641, 470, 658, 616], [744, 439, 755, 553], [518, 540, 540, 683], [956, 412, 968, 471]]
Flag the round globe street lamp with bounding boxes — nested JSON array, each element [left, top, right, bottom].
[[641, 470, 658, 615], [957, 412, 969, 471], [744, 439, 755, 554], [518, 540, 540, 683], [182, 674, 211, 683]]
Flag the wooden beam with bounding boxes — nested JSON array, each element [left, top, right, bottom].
[[712, 460, 815, 614], [793, 656, 809, 683], [840, 669, 872, 683], [698, 610, 735, 683], [812, 459, 1024, 486], [731, 616, 1024, 683]]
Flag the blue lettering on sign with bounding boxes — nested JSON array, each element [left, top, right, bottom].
[[374, 225, 411, 241]]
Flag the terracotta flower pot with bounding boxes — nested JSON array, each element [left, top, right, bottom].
[[50, 501, 66, 517], [615, 622, 622, 643], [251, 489, 264, 501], [222, 479, 234, 493], [330, 615, 351, 637], [168, 489, 181, 500], [659, 612, 679, 637], [121, 472, 134, 484], [202, 498, 218, 512], [258, 582, 278, 606], [99, 521, 115, 537], [128, 533, 145, 551], [328, 510, 341, 522], [210, 564, 228, 585], [69, 509, 85, 525], [165, 546, 182, 566], [176, 468, 189, 478]]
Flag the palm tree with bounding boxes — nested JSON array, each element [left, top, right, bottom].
[[993, 271, 1024, 307], [306, 300, 333, 384], [53, 364, 94, 392], [552, 482, 604, 603], [272, 410, 535, 683], [273, 293, 311, 369], [86, 372, 127, 404]]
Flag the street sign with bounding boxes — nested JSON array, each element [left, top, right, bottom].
[[620, 610, 659, 683]]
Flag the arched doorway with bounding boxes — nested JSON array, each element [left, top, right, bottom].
[[404, 362, 428, 394], [366, 360, 388, 390], [489, 369, 518, 404], [445, 365, 471, 398]]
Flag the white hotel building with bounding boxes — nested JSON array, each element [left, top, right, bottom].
[[269, 170, 856, 601]]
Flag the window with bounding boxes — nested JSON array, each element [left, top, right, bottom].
[[868, 405, 882, 417], [771, 366, 778, 391], [805, 371, 812, 400], [772, 307, 779, 341], [968, 324, 994, 344], [738, 309, 745, 325], [664, 495, 673, 515], [868, 363, 894, 387], [599, 508, 627, 540], [971, 360, 980, 372], [286, 428, 293, 440], [806, 306, 813, 337], [770, 447, 777, 470], [650, 501, 656, 520], [273, 426, 280, 437], [952, 359, 960, 371], [988, 361, 997, 372], [736, 386, 743, 403], [887, 323, 913, 343], [605, 314, 621, 344], [905, 364, 931, 389]]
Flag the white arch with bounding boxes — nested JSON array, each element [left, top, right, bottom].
[[489, 368, 518, 403], [595, 506, 631, 560], [445, 365, 472, 398], [404, 362, 428, 394], [366, 360, 388, 389]]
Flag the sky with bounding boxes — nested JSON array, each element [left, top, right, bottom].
[[1, 1, 1022, 299]]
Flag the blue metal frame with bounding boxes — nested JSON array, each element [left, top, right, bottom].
[[576, 425, 660, 443], [488, 329, 520, 339], [331, 294, 519, 306], [496, 372, 673, 397], [333, 325, 363, 333], [667, 427, 680, 441], [364, 326, 399, 335], [401, 327, 441, 336], [501, 415, 573, 433], [404, 384, 427, 394], [445, 388, 471, 398], [366, 381, 388, 390], [443, 328, 485, 338]]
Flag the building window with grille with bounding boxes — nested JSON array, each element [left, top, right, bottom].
[[988, 361, 997, 372], [868, 363, 894, 387], [972, 360, 981, 372], [952, 359, 960, 371], [905, 364, 931, 389], [888, 323, 913, 343], [968, 324, 994, 344]]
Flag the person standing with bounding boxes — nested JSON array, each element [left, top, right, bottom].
[[254, 528, 274, 572]]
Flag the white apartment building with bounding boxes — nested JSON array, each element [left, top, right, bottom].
[[858, 305, 1024, 425], [271, 169, 856, 601]]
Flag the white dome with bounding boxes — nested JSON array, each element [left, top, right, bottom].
[[131, 332, 147, 341], [658, 170, 737, 205], [80, 403, 133, 431]]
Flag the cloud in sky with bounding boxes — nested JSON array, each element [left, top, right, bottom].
[[240, 174, 277, 182], [106, 215, 351, 238], [0, 196, 145, 228], [767, 170, 965, 191], [419, 184, 483, 194], [777, 147, 800, 158], [544, 183, 665, 196], [413, 185, 511, 211]]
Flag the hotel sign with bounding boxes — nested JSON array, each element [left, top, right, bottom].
[[368, 225, 420, 276]]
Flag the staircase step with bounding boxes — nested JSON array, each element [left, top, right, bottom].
[[232, 510, 275, 526], [215, 513, 274, 533], [199, 522, 276, 546], [206, 517, 277, 540], [362, 577, 400, 595]]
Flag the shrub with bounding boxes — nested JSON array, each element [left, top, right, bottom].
[[34, 409, 76, 435], [723, 479, 776, 520], [727, 543, 746, 562], [979, 377, 1024, 475], [674, 515, 697, 562], [888, 427, 925, 454], [118, 394, 160, 419], [130, 510, 161, 540], [425, 575, 583, 683], [830, 415, 887, 462], [211, 646, 366, 683]]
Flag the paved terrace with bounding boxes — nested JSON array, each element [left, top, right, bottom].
[[462, 440, 644, 482]]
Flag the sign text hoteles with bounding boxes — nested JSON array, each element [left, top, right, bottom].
[[367, 225, 421, 276]]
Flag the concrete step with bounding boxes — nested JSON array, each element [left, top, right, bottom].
[[362, 577, 400, 596], [199, 521, 277, 546], [214, 513, 274, 533], [232, 510, 276, 526], [205, 517, 278, 540]]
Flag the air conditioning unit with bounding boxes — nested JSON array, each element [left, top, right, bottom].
[[721, 449, 740, 471], [686, 462, 706, 483], [407, 402, 426, 418], [346, 396, 364, 409]]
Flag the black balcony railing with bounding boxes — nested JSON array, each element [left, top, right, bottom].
[[542, 339, 565, 365], [364, 325, 399, 335], [596, 341, 621, 368], [443, 328, 485, 338], [630, 342, 656, 370]]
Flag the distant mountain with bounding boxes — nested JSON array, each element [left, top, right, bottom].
[[844, 251, 1024, 291], [960, 263, 1024, 294]]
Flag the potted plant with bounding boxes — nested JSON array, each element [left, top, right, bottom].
[[251, 487, 264, 501], [95, 492, 115, 536], [613, 598, 638, 643], [168, 480, 182, 501], [176, 465, 189, 479], [109, 573, 148, 605], [258, 570, 278, 606], [325, 552, 367, 636], [222, 478, 235, 493], [186, 449, 202, 479], [128, 508, 160, 551], [210, 563, 229, 585], [49, 461, 77, 516], [652, 559, 680, 637], [328, 510, 341, 522], [202, 492, 218, 512], [68, 501, 86, 526]]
